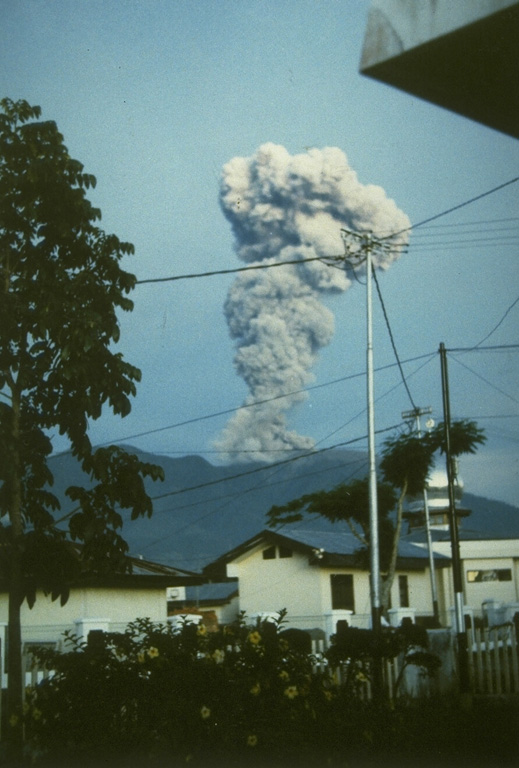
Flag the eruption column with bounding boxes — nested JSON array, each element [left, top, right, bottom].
[[214, 143, 410, 463]]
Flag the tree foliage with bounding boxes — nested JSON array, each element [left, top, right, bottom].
[[0, 96, 164, 583], [0, 98, 164, 747]]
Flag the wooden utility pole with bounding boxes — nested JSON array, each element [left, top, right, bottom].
[[439, 342, 470, 694]]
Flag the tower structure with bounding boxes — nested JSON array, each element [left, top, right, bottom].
[[406, 469, 471, 532]]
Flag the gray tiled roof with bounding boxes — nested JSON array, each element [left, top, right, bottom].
[[185, 582, 238, 602], [280, 528, 449, 562]]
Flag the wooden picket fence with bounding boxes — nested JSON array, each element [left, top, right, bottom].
[[311, 638, 400, 700], [467, 622, 519, 695], [312, 621, 519, 699], [2, 624, 518, 737]]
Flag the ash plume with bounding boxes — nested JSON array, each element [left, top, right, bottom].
[[214, 143, 410, 463]]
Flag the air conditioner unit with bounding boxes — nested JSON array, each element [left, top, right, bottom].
[[167, 587, 181, 600]]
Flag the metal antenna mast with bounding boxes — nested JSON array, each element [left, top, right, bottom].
[[402, 406, 440, 624]]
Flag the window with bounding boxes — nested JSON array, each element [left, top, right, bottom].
[[398, 575, 410, 608], [262, 545, 293, 560], [330, 574, 354, 611], [466, 569, 512, 583]]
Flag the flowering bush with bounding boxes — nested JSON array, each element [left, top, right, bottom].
[[20, 614, 519, 767], [25, 611, 341, 766]]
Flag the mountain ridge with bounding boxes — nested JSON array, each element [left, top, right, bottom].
[[47, 447, 519, 572]]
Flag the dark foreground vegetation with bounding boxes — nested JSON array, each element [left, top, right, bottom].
[[1, 615, 518, 768]]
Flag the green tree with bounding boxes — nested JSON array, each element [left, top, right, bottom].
[[268, 420, 485, 614], [0, 98, 164, 756]]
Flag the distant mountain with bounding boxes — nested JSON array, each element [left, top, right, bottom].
[[47, 447, 519, 573]]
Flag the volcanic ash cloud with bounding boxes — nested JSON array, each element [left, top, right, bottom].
[[214, 143, 410, 463]]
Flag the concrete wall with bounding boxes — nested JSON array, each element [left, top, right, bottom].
[[360, 0, 517, 67], [0, 585, 169, 648]]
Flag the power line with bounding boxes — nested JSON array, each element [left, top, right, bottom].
[[150, 423, 402, 502], [136, 456, 371, 558], [83, 352, 435, 450], [132, 182, 519, 286], [371, 265, 417, 411], [448, 353, 519, 406], [446, 343, 519, 352], [407, 236, 518, 247], [135, 255, 336, 285], [473, 296, 519, 348], [412, 216, 519, 230], [383, 176, 519, 240]]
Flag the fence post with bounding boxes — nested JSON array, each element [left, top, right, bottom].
[[510, 622, 519, 692], [493, 627, 502, 695]]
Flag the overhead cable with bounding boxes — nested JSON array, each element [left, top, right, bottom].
[[383, 176, 519, 240], [133, 181, 519, 286], [149, 423, 403, 502], [88, 351, 435, 448], [371, 265, 417, 411]]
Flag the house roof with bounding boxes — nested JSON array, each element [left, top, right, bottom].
[[360, 0, 519, 138], [129, 554, 201, 581], [0, 551, 204, 593], [404, 527, 519, 544], [204, 526, 450, 578]]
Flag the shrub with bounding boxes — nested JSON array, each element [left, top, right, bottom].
[[25, 611, 340, 766]]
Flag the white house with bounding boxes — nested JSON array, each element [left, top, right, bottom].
[[203, 471, 519, 637], [0, 557, 203, 685], [203, 527, 451, 637], [403, 470, 519, 627]]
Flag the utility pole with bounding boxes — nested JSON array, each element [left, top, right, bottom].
[[339, 228, 400, 696], [365, 241, 382, 635], [402, 406, 440, 625], [341, 229, 383, 635], [439, 342, 471, 695]]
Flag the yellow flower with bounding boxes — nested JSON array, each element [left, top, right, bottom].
[[247, 734, 258, 747], [250, 682, 261, 696], [200, 706, 211, 720], [284, 685, 299, 700], [247, 630, 261, 645], [355, 671, 368, 683], [212, 648, 225, 664], [147, 646, 160, 659], [197, 623, 207, 637], [278, 670, 290, 682]]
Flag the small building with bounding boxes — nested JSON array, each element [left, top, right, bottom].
[[204, 527, 450, 637], [203, 470, 519, 636], [167, 581, 239, 630], [359, 0, 519, 137], [403, 469, 519, 627], [0, 556, 203, 680]]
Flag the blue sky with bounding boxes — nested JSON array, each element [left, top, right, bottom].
[[2, 0, 518, 505]]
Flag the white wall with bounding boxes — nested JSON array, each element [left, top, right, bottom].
[[226, 542, 440, 632], [233, 546, 324, 629], [0, 586, 169, 647]]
